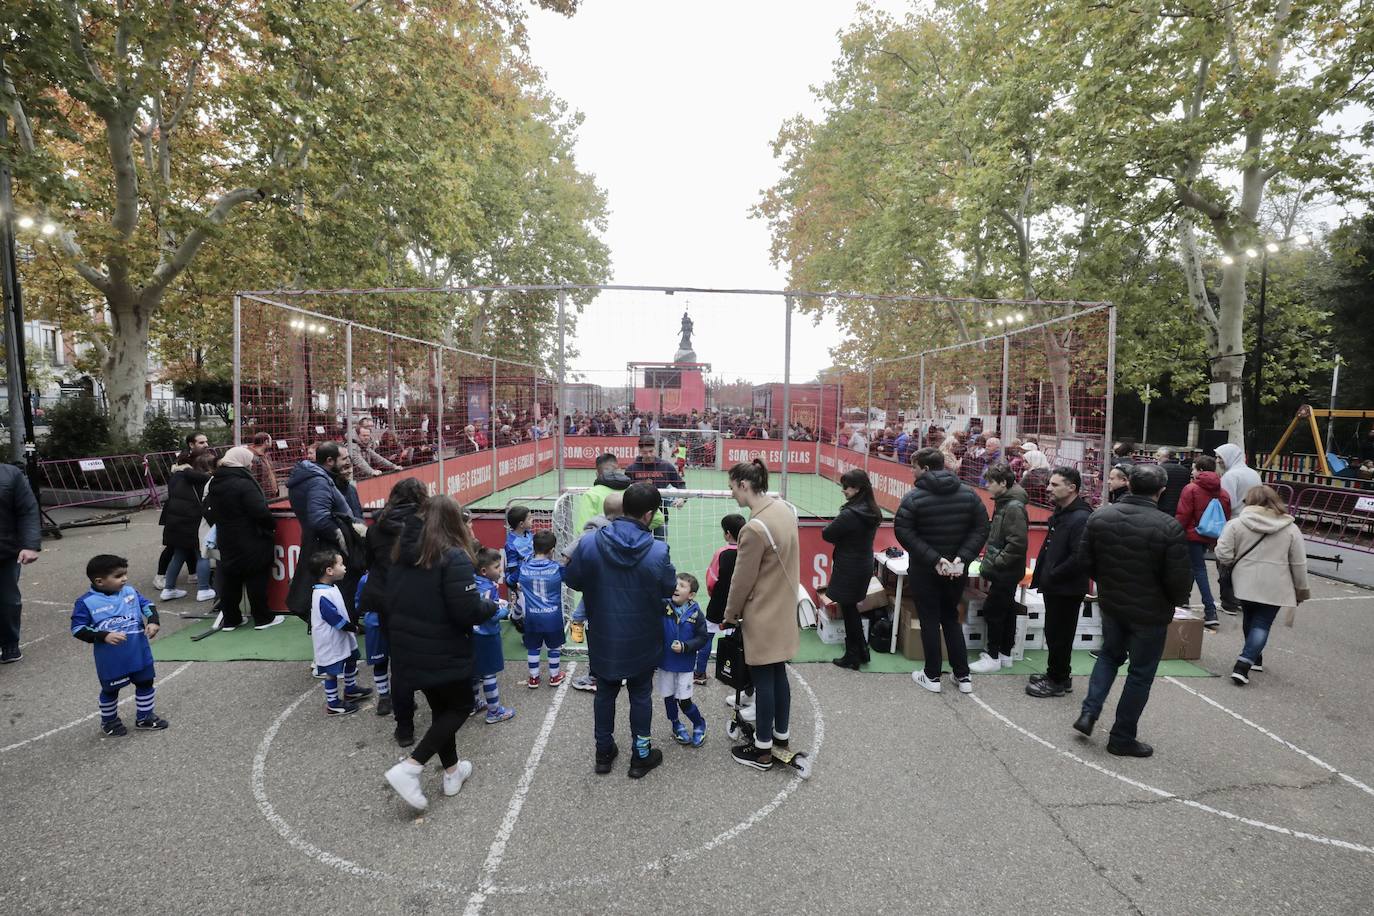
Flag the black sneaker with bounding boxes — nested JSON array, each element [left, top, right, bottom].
[[1107, 739, 1154, 758], [773, 736, 790, 750], [731, 743, 773, 771], [1230, 661, 1250, 685], [394, 723, 415, 747], [627, 747, 663, 779], [1203, 619, 1220, 631], [343, 687, 373, 702], [135, 715, 170, 731], [101, 718, 128, 737], [595, 744, 619, 775], [1026, 677, 1072, 698], [1072, 712, 1096, 736], [376, 695, 393, 717], [0, 646, 22, 664], [325, 702, 359, 717]]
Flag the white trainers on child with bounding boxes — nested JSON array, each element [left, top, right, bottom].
[[385, 761, 428, 811], [968, 652, 1001, 674], [442, 760, 474, 797]]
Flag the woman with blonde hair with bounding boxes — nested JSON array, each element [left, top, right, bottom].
[[1214, 485, 1310, 685]]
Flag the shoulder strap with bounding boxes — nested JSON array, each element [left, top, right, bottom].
[[748, 516, 779, 554], [1233, 528, 1272, 565]]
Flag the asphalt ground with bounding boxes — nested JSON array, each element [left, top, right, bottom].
[[3, 508, 1374, 915]]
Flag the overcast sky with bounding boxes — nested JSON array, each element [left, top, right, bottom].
[[525, 1, 910, 388]]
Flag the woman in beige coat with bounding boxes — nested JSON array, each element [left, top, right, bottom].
[[723, 459, 801, 770], [1214, 485, 1310, 686]]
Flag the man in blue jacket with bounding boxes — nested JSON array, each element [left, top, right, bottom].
[[285, 443, 355, 620], [564, 482, 677, 779]]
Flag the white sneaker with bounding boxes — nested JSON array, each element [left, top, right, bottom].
[[913, 671, 942, 693], [1000, 655, 1015, 669], [442, 760, 474, 797], [725, 694, 755, 710], [253, 615, 286, 630], [160, 588, 188, 601], [968, 652, 1001, 674], [196, 589, 216, 602], [953, 675, 974, 694], [154, 575, 166, 590], [740, 703, 756, 723], [385, 761, 428, 811]]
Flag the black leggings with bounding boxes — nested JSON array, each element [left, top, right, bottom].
[[840, 602, 868, 658], [412, 678, 475, 769], [981, 575, 1019, 658]]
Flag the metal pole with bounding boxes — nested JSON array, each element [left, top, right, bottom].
[[490, 357, 498, 499], [1326, 355, 1341, 448], [999, 333, 1011, 442], [1102, 305, 1118, 504], [918, 353, 926, 447], [865, 366, 873, 472], [781, 296, 793, 499], [1141, 383, 1152, 444], [1, 112, 34, 468], [232, 295, 242, 443], [556, 292, 567, 495], [436, 346, 445, 496], [344, 323, 353, 447]]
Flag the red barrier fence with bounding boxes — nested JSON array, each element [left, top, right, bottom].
[[38, 454, 158, 512]]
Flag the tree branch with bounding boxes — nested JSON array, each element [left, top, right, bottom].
[[143, 186, 265, 301], [0, 69, 35, 153], [61, 0, 111, 104]]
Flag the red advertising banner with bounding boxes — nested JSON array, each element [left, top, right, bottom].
[[720, 441, 818, 469], [560, 437, 642, 468]]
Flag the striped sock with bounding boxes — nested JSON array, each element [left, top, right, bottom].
[[134, 684, 156, 722], [548, 648, 560, 678], [98, 688, 120, 722], [373, 664, 390, 696], [324, 677, 340, 706], [483, 676, 501, 712], [343, 662, 358, 691], [528, 651, 540, 678]]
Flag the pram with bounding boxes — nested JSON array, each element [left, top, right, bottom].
[[715, 626, 811, 778]]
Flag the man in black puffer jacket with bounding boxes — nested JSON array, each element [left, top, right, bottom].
[[1026, 467, 1093, 698], [1072, 464, 1192, 758], [894, 447, 989, 693], [0, 463, 41, 662]]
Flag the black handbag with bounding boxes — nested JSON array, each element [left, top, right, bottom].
[[714, 628, 751, 689]]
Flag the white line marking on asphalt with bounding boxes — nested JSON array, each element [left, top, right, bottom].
[[0, 661, 194, 754], [971, 693, 1374, 856], [17, 632, 56, 650], [250, 686, 467, 897], [1302, 595, 1373, 602], [1164, 677, 1374, 799], [24, 599, 70, 607], [490, 662, 826, 896], [463, 661, 577, 915]]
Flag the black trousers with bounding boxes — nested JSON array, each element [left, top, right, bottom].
[[412, 678, 475, 768], [1042, 593, 1084, 683], [217, 565, 274, 627], [911, 569, 970, 680], [982, 575, 1019, 658], [840, 601, 868, 658]]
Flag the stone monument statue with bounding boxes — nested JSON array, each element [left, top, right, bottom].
[[674, 310, 696, 363]]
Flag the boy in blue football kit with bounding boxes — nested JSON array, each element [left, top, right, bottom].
[[658, 573, 708, 747], [504, 505, 534, 630], [310, 548, 372, 716], [355, 572, 393, 717], [519, 530, 565, 688], [473, 548, 515, 723], [71, 554, 168, 736]]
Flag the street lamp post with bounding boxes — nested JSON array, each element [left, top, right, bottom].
[[0, 114, 36, 470]]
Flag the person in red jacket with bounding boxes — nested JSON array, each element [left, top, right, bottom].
[[1174, 455, 1231, 630]]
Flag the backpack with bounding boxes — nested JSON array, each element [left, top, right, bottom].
[[1196, 498, 1226, 540]]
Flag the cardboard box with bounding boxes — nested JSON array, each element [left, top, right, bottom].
[[814, 588, 843, 621], [1022, 628, 1046, 651], [816, 610, 846, 645], [1163, 612, 1205, 660], [1073, 630, 1104, 650], [897, 601, 923, 661], [1011, 615, 1028, 661], [962, 622, 985, 652], [857, 577, 890, 613]]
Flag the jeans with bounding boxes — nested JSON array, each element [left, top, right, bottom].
[[1081, 614, 1169, 745], [411, 679, 474, 768], [982, 576, 1019, 659], [1218, 565, 1237, 610], [1239, 600, 1280, 667], [1187, 542, 1217, 619], [0, 558, 21, 651], [166, 548, 211, 593], [912, 569, 970, 680], [749, 662, 791, 746], [1042, 594, 1083, 683], [593, 668, 654, 755], [157, 546, 174, 577]]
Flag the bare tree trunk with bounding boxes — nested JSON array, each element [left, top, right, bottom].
[[104, 292, 154, 443]]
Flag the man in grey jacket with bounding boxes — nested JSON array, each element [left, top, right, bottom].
[[0, 463, 41, 662], [348, 418, 399, 479]]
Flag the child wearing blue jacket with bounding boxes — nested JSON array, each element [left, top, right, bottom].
[[355, 571, 394, 717], [71, 554, 168, 736], [504, 506, 534, 631], [473, 548, 515, 723], [658, 573, 708, 747], [519, 530, 565, 688]]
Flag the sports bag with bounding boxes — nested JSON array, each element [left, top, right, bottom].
[[1196, 498, 1226, 540], [714, 628, 751, 689]]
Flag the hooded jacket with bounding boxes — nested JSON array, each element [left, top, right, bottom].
[[1030, 497, 1092, 596], [286, 461, 352, 543], [1175, 471, 1231, 544], [1076, 494, 1192, 626], [821, 496, 882, 604], [385, 519, 497, 689], [359, 500, 421, 617], [983, 484, 1029, 583], [573, 472, 662, 532], [893, 469, 990, 570], [160, 467, 209, 553], [1215, 444, 1262, 518], [1215, 507, 1310, 607], [564, 516, 676, 679], [203, 465, 276, 573], [0, 463, 40, 562]]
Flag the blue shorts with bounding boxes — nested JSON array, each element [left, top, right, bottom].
[[522, 630, 565, 652], [100, 663, 156, 692], [317, 650, 360, 677], [363, 620, 389, 666], [473, 631, 506, 678]]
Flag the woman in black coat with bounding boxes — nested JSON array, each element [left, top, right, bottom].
[[203, 447, 280, 630], [383, 496, 499, 813], [824, 469, 882, 669], [161, 450, 214, 601]]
